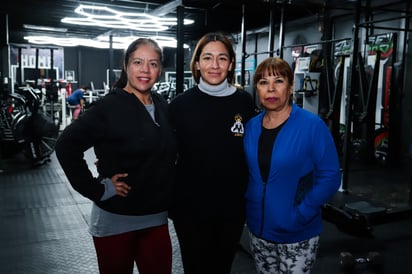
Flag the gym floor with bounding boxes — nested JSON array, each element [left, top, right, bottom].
[[1, 149, 411, 274]]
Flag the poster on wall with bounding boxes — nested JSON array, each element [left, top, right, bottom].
[[65, 70, 75, 82], [9, 45, 64, 88]]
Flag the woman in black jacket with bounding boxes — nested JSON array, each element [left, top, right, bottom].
[[55, 38, 176, 274]]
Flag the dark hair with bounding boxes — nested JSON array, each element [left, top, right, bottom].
[[113, 38, 163, 89], [254, 57, 294, 104], [190, 32, 236, 84]]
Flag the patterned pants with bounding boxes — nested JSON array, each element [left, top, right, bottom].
[[249, 232, 319, 274]]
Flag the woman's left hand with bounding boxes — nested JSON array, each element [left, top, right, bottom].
[[110, 173, 131, 197]]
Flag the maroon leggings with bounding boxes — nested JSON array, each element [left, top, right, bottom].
[[92, 224, 172, 274]]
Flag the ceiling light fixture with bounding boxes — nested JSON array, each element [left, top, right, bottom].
[[24, 34, 189, 49], [61, 4, 194, 32], [96, 34, 189, 49], [23, 24, 68, 33], [24, 3, 192, 49]]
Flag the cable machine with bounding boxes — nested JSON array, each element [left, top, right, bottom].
[[322, 1, 412, 236]]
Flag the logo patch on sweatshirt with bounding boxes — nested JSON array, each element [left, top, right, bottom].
[[231, 114, 245, 137]]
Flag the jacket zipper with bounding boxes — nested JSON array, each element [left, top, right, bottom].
[[259, 181, 267, 236]]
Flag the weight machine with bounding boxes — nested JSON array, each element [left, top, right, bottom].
[[322, 2, 412, 236]]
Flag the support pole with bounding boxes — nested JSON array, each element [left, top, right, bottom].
[[109, 32, 114, 90], [268, 7, 275, 57], [60, 84, 67, 129], [341, 0, 362, 192], [240, 3, 247, 87], [175, 5, 185, 95], [278, 4, 285, 58]]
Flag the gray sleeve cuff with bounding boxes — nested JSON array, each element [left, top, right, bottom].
[[100, 177, 116, 201]]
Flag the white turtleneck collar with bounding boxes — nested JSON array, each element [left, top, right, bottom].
[[198, 77, 237, 97]]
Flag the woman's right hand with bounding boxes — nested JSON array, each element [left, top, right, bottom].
[[110, 173, 131, 197]]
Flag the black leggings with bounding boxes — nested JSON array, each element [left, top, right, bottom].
[[173, 219, 245, 274]]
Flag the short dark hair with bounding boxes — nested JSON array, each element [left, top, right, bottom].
[[254, 57, 294, 105]]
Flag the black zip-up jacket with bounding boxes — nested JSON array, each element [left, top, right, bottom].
[[55, 88, 177, 215]]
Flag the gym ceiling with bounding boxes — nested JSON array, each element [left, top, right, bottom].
[[3, 0, 408, 47]]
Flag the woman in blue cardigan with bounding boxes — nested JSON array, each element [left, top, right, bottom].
[[243, 57, 341, 274]]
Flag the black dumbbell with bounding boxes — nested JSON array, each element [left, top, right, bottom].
[[340, 251, 383, 271]]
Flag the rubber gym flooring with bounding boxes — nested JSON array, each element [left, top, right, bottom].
[[1, 149, 411, 273]]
